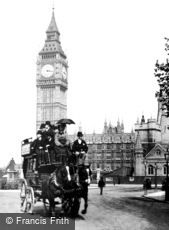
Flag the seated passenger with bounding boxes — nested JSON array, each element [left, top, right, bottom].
[[45, 131, 56, 163], [54, 124, 72, 165], [55, 124, 71, 148], [30, 130, 45, 167], [30, 130, 45, 154], [44, 121, 55, 138], [39, 123, 46, 133]]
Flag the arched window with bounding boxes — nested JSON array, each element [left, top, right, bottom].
[[156, 149, 161, 155], [148, 165, 154, 175]]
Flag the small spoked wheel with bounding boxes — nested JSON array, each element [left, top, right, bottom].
[[20, 180, 27, 212], [25, 187, 35, 214]]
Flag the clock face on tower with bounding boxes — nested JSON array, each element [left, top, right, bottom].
[[41, 64, 54, 78]]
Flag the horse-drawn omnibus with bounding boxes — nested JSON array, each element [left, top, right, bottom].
[[20, 129, 91, 217]]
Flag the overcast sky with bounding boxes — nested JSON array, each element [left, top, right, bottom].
[[0, 0, 168, 167]]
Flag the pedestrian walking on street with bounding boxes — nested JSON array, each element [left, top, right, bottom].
[[98, 176, 105, 195]]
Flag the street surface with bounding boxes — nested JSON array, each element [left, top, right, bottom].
[[0, 185, 169, 230]]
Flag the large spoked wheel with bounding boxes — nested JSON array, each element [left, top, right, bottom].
[[25, 187, 35, 214], [20, 179, 27, 212]]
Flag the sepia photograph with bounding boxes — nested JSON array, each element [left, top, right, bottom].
[[0, 0, 169, 229]]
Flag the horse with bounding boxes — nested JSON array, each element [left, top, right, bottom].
[[41, 164, 73, 216], [77, 164, 92, 215], [41, 163, 81, 217]]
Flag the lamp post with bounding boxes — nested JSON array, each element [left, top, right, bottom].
[[154, 163, 157, 190], [130, 143, 135, 177], [120, 144, 124, 176], [144, 160, 147, 195], [144, 160, 147, 178], [164, 149, 169, 201]]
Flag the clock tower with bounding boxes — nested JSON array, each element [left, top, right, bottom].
[[36, 9, 68, 130]]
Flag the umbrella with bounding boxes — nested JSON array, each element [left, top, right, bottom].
[[57, 118, 75, 125]]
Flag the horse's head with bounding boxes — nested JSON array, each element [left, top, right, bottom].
[[55, 165, 72, 186], [47, 165, 74, 196]]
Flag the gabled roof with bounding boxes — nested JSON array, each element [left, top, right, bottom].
[[145, 143, 166, 159], [6, 158, 16, 171]]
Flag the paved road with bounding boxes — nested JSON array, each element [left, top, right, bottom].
[[0, 190, 21, 213], [76, 185, 169, 230], [0, 185, 169, 230]]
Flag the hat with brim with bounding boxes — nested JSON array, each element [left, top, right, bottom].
[[45, 121, 51, 127], [37, 130, 43, 135], [40, 123, 45, 129], [77, 131, 83, 137]]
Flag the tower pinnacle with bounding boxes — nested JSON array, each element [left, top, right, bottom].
[[47, 9, 59, 34], [135, 132, 143, 151], [39, 10, 66, 58], [52, 0, 55, 11]]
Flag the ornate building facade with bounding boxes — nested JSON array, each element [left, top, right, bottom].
[[36, 10, 68, 130], [134, 95, 169, 181], [69, 121, 135, 178]]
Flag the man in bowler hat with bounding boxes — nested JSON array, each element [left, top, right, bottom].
[[72, 131, 88, 165]]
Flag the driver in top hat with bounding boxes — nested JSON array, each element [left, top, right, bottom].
[[72, 131, 88, 165]]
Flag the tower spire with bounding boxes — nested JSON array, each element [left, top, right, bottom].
[[135, 132, 142, 151], [39, 9, 66, 58], [141, 115, 145, 124], [52, 0, 55, 11], [103, 119, 108, 134], [47, 8, 60, 34]]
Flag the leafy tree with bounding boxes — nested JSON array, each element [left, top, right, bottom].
[[155, 37, 169, 117]]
